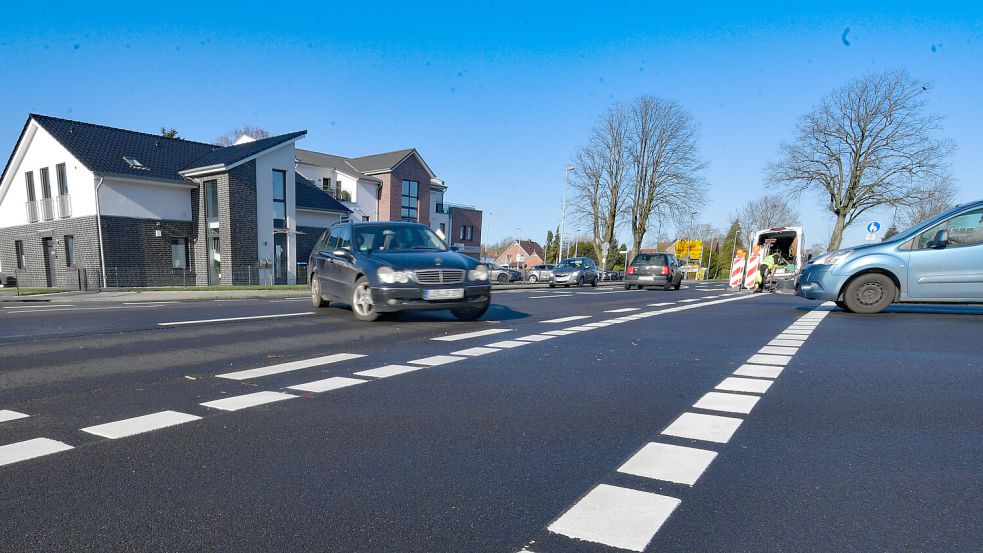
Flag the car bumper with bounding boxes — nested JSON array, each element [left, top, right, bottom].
[[371, 284, 492, 312], [626, 275, 670, 286], [795, 266, 848, 301], [550, 274, 581, 284]]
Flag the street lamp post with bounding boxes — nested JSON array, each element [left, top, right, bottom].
[[559, 165, 574, 264], [515, 227, 522, 270], [483, 212, 493, 262]]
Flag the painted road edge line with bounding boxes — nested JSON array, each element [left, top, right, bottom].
[[159, 312, 315, 326]]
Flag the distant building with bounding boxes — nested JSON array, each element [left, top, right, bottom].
[[495, 240, 545, 269]]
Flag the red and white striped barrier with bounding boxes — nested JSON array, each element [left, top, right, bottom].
[[744, 251, 761, 289], [729, 256, 746, 288]]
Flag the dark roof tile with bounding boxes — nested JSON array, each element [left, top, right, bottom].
[[183, 131, 306, 173], [295, 173, 351, 214]]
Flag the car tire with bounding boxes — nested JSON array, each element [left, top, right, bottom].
[[497, 273, 508, 284], [591, 277, 598, 287], [549, 283, 555, 288], [663, 282, 672, 291], [835, 300, 853, 312], [311, 277, 328, 308], [451, 300, 490, 321], [842, 273, 896, 314], [528, 275, 538, 283], [673, 280, 681, 290], [624, 284, 632, 290], [350, 276, 380, 321]]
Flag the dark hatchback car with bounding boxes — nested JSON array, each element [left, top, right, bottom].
[[309, 221, 492, 321], [624, 252, 683, 290]]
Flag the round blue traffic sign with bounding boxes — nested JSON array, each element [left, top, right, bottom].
[[866, 221, 881, 234]]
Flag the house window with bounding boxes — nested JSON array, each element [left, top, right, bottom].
[[25, 172, 36, 202], [401, 179, 418, 221], [459, 225, 466, 240], [362, 216, 370, 222], [466, 226, 474, 240], [205, 180, 219, 222], [171, 238, 188, 269], [64, 235, 75, 266], [322, 177, 331, 193], [39, 168, 52, 199], [15, 241, 25, 269], [273, 170, 286, 229], [56, 163, 68, 195], [439, 223, 446, 236]]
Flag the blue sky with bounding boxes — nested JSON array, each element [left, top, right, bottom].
[[2, 1, 980, 250]]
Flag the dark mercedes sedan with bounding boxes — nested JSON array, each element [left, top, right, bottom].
[[309, 221, 492, 321]]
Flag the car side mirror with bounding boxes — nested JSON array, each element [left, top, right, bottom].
[[333, 247, 352, 258], [449, 245, 459, 252], [930, 229, 949, 249]]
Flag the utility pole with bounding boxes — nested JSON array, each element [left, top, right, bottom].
[[559, 165, 574, 264]]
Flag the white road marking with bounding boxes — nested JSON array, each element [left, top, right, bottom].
[[662, 412, 744, 444], [542, 330, 577, 336], [775, 333, 809, 341], [123, 301, 182, 305], [582, 322, 613, 327], [0, 438, 74, 467], [733, 364, 784, 379], [678, 298, 700, 303], [514, 334, 557, 342], [485, 340, 531, 349], [542, 315, 592, 323], [450, 346, 501, 356], [769, 338, 805, 347], [432, 328, 513, 341], [693, 391, 760, 414], [218, 353, 365, 380], [200, 391, 297, 411], [780, 329, 812, 336], [0, 410, 29, 423], [547, 484, 681, 552], [268, 298, 309, 302], [759, 345, 798, 356], [747, 353, 792, 366], [716, 377, 773, 394], [407, 355, 465, 366], [3, 304, 75, 309], [529, 294, 573, 299], [618, 442, 718, 486], [354, 365, 424, 378], [604, 307, 640, 313], [11, 305, 166, 314], [287, 376, 367, 393], [159, 312, 314, 326], [563, 325, 596, 331], [81, 410, 201, 439], [647, 302, 674, 306]]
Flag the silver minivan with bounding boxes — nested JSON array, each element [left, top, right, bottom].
[[797, 199, 983, 313]]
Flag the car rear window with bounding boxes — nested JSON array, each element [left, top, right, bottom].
[[632, 254, 665, 266]]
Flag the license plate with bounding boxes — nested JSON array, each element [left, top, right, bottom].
[[639, 276, 655, 282], [423, 288, 465, 300]]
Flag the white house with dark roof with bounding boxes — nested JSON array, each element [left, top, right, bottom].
[[0, 114, 350, 288]]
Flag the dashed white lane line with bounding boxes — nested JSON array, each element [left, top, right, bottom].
[[11, 305, 167, 314], [769, 338, 805, 347], [733, 364, 784, 379], [3, 304, 75, 309], [716, 377, 773, 394], [618, 442, 718, 486], [662, 412, 744, 444], [407, 355, 465, 366], [432, 328, 513, 341], [0, 410, 29, 423], [159, 312, 314, 326], [81, 410, 201, 439], [542, 330, 577, 336], [123, 301, 183, 305], [514, 334, 557, 342], [287, 376, 367, 393], [354, 364, 423, 378], [485, 340, 531, 349], [200, 391, 297, 411], [0, 438, 74, 467], [450, 346, 501, 356], [678, 298, 699, 303], [747, 353, 792, 366], [604, 307, 640, 313], [547, 484, 681, 552], [542, 315, 592, 323], [563, 325, 596, 331], [529, 294, 573, 299], [582, 322, 613, 328], [218, 353, 365, 381], [758, 345, 799, 356], [693, 391, 760, 414], [647, 302, 674, 307]]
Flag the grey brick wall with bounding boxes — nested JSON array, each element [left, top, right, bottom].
[[296, 225, 329, 268], [228, 161, 258, 284], [0, 216, 102, 289], [100, 216, 196, 287]]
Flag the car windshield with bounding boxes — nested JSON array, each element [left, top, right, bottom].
[[353, 225, 448, 253], [557, 258, 586, 268], [631, 254, 665, 266]]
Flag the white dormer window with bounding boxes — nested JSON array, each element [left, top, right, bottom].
[[123, 157, 148, 169]]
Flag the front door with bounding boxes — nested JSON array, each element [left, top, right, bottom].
[[907, 206, 983, 300], [42, 238, 57, 287], [274, 233, 288, 285]]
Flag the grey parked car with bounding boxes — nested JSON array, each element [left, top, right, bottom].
[[525, 264, 555, 283], [549, 257, 599, 287], [797, 199, 983, 313], [489, 263, 522, 284]]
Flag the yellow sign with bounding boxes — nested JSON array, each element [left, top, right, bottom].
[[674, 240, 703, 260]]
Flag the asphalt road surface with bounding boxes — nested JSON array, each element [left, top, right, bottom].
[[1, 283, 980, 552]]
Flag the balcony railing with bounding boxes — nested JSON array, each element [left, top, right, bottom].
[[56, 194, 72, 218], [39, 197, 54, 221], [25, 201, 39, 223]]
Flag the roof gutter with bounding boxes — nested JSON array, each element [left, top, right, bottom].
[[94, 176, 107, 288]]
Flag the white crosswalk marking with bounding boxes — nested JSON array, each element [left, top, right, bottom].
[[733, 364, 784, 378], [217, 353, 365, 380], [679, 298, 700, 302], [542, 315, 592, 323], [287, 376, 367, 393], [407, 355, 465, 366], [485, 340, 531, 349], [514, 334, 557, 342], [604, 307, 640, 313], [769, 338, 805, 347], [547, 484, 681, 552], [747, 353, 792, 366], [0, 410, 29, 423], [759, 345, 798, 355], [716, 377, 773, 394], [618, 442, 718, 486], [542, 330, 577, 336], [450, 346, 501, 356], [354, 365, 424, 378], [81, 411, 200, 439], [201, 391, 297, 411], [693, 391, 760, 414], [563, 325, 596, 331], [0, 438, 74, 467], [662, 412, 744, 444], [432, 328, 513, 341]]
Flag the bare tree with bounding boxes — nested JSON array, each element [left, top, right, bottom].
[[734, 193, 801, 250], [570, 104, 630, 268], [626, 96, 709, 258], [894, 178, 959, 229], [767, 70, 954, 251], [215, 126, 271, 146]]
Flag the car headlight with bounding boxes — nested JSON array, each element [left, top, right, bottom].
[[569, 270, 580, 277], [468, 264, 490, 281], [377, 266, 410, 284], [812, 250, 853, 266]]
